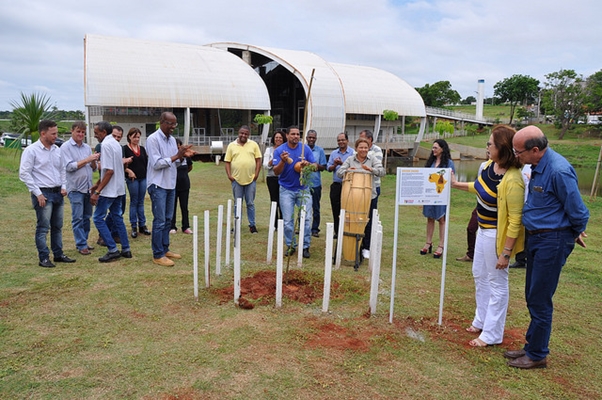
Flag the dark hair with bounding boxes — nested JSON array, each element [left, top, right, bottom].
[[524, 135, 548, 152], [307, 129, 317, 136], [271, 130, 285, 145], [337, 132, 348, 141], [71, 121, 86, 131], [491, 125, 520, 169], [94, 121, 112, 135], [239, 125, 250, 132], [39, 120, 57, 133], [287, 125, 299, 133], [112, 125, 124, 134], [425, 139, 452, 168], [127, 127, 142, 143]]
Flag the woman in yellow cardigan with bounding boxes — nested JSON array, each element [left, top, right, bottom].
[[452, 125, 525, 347]]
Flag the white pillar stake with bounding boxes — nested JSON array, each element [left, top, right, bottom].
[[267, 201, 277, 264], [369, 225, 383, 315], [297, 208, 306, 266], [276, 219, 284, 308], [322, 223, 334, 313], [335, 209, 345, 269], [368, 208, 379, 273], [193, 215, 198, 300], [225, 199, 232, 267], [216, 204, 223, 275], [204, 210, 210, 288], [233, 198, 242, 305]]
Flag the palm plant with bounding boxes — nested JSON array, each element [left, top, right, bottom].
[[9, 92, 57, 146]]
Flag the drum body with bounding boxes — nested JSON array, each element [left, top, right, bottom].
[[341, 171, 372, 261]]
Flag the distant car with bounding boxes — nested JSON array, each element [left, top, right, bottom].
[[0, 132, 20, 147]]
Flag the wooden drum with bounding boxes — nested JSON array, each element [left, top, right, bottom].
[[341, 171, 372, 261]]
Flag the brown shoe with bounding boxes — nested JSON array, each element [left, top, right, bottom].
[[165, 251, 181, 259], [79, 248, 92, 255], [153, 257, 175, 267], [504, 349, 526, 359], [456, 255, 473, 262], [507, 355, 547, 369]]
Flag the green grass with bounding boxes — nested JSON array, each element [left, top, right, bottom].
[[1, 147, 601, 399]]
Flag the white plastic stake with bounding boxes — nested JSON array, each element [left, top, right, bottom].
[[225, 199, 232, 267], [204, 210, 210, 288], [322, 223, 334, 313], [216, 204, 223, 275], [276, 219, 284, 308], [193, 215, 198, 300], [297, 208, 306, 266], [335, 209, 345, 269], [233, 198, 242, 304], [267, 201, 277, 263]]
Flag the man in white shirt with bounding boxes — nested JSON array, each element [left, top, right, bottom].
[[19, 119, 75, 268], [90, 121, 131, 262]]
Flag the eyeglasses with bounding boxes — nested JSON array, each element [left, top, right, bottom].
[[513, 148, 528, 155]]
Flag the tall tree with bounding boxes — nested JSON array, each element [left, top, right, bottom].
[[542, 69, 586, 139], [585, 70, 602, 113], [415, 81, 461, 107], [9, 92, 57, 145], [493, 74, 540, 124]]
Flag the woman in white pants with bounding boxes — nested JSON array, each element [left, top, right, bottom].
[[452, 125, 525, 347]]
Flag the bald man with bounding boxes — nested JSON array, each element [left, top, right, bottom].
[[504, 126, 589, 369]]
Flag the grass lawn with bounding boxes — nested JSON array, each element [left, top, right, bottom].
[[1, 145, 601, 399]]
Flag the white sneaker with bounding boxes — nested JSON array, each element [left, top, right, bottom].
[[169, 229, 177, 234], [362, 249, 370, 259]]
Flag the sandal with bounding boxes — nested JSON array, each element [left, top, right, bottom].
[[433, 245, 444, 259], [420, 242, 432, 255], [466, 325, 482, 333], [469, 337, 490, 347]]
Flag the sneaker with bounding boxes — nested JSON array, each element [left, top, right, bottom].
[[249, 226, 258, 234], [456, 255, 473, 262], [165, 251, 182, 259], [362, 249, 370, 259], [183, 228, 193, 234], [169, 229, 177, 234], [303, 248, 311, 259], [153, 256, 175, 267]]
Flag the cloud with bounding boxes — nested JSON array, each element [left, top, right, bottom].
[[1, 0, 601, 111]]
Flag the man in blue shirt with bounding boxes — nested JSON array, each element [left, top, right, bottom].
[[306, 130, 327, 238], [273, 126, 317, 258], [327, 132, 354, 238], [505, 125, 589, 369]]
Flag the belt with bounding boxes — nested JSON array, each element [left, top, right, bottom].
[[527, 227, 571, 235], [40, 187, 61, 193]]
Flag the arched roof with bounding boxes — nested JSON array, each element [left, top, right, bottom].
[[84, 34, 270, 110], [330, 63, 426, 117], [209, 42, 346, 142]]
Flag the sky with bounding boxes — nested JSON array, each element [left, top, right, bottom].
[[1, 0, 601, 111]]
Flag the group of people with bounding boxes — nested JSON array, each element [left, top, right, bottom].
[[20, 118, 589, 370], [19, 112, 194, 267], [232, 126, 383, 260], [420, 126, 588, 370]]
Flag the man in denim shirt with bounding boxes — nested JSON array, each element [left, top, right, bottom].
[[505, 126, 589, 369], [306, 130, 327, 238]]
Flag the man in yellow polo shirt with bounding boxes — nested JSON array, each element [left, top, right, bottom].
[[225, 125, 262, 233]]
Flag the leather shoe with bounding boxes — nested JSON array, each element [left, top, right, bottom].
[[311, 231, 319, 238], [165, 251, 181, 259], [456, 254, 473, 262], [153, 256, 175, 267], [509, 261, 526, 268], [54, 254, 76, 263], [303, 248, 310, 259], [503, 349, 526, 359], [139, 226, 151, 235], [121, 250, 132, 259], [39, 258, 55, 268], [97, 236, 107, 247], [79, 248, 92, 255], [507, 355, 547, 369], [99, 250, 121, 263], [87, 245, 94, 251], [131, 231, 138, 238]]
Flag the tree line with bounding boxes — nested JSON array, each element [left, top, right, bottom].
[[415, 68, 602, 139]]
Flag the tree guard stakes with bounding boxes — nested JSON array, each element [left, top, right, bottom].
[[276, 219, 284, 308], [193, 215, 199, 301], [266, 201, 277, 264], [204, 210, 210, 288], [216, 205, 223, 275], [322, 223, 335, 312], [225, 199, 232, 267], [234, 198, 242, 305]]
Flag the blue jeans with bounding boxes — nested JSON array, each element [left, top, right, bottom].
[[311, 185, 322, 234], [68, 191, 92, 251], [93, 196, 130, 253], [148, 185, 175, 259], [279, 187, 312, 249], [524, 230, 575, 361], [232, 180, 256, 227], [32, 189, 64, 261], [126, 178, 147, 229]]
